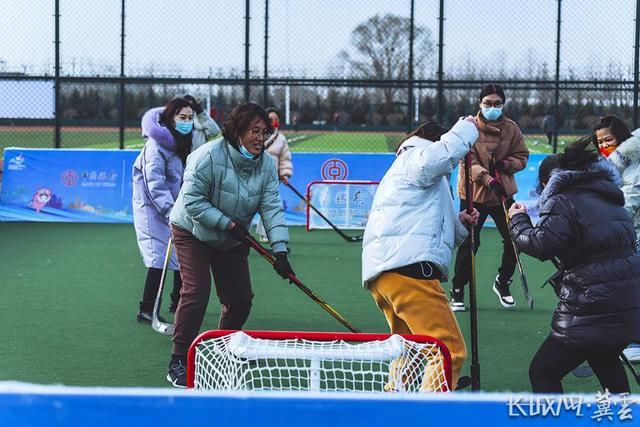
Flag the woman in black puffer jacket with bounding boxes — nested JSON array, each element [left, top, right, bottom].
[[508, 137, 640, 394]]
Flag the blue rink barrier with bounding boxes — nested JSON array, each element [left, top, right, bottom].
[[0, 383, 637, 427], [0, 148, 547, 225]]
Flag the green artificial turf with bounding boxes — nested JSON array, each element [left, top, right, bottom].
[[1, 222, 636, 394]]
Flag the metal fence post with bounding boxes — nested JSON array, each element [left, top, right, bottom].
[[634, 0, 639, 129], [54, 0, 61, 148], [436, 0, 445, 124], [119, 0, 126, 150], [244, 0, 251, 102], [263, 0, 269, 106], [552, 0, 562, 153], [407, 0, 415, 131]]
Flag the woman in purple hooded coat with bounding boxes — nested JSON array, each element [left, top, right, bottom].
[[133, 98, 193, 323]]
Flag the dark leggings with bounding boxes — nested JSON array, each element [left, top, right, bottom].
[[530, 334, 629, 394], [140, 267, 182, 313]]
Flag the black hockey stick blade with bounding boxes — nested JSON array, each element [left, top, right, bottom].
[[571, 363, 594, 378], [284, 182, 363, 243]]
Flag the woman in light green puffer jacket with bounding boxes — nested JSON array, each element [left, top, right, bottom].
[[166, 103, 296, 388]]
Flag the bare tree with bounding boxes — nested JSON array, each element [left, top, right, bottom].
[[338, 14, 434, 113]]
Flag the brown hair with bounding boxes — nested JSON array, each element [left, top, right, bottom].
[[221, 102, 273, 148], [397, 122, 448, 152]]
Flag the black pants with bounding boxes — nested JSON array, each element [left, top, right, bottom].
[[546, 132, 553, 145], [140, 267, 182, 313], [530, 334, 629, 394], [451, 199, 516, 292]]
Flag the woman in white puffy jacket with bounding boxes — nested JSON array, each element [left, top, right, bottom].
[[361, 117, 480, 390], [256, 108, 293, 242], [593, 115, 640, 362]]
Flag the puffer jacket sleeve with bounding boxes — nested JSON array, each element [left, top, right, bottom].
[[141, 143, 174, 219], [509, 197, 574, 261], [406, 120, 479, 188], [277, 135, 293, 178], [453, 212, 469, 247], [181, 153, 232, 232], [196, 111, 220, 140], [259, 161, 289, 253]]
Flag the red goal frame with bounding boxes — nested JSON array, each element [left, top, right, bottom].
[[305, 180, 379, 231], [187, 330, 452, 391]]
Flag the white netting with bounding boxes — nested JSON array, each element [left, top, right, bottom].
[[307, 181, 378, 230], [192, 331, 450, 393]]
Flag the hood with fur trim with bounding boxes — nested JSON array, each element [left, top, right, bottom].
[[141, 107, 176, 151], [538, 158, 624, 208], [609, 129, 640, 172]]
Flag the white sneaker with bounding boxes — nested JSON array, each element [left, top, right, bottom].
[[623, 344, 640, 362], [450, 290, 465, 312], [492, 275, 516, 309]]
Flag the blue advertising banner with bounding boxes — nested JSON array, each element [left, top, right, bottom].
[[0, 148, 547, 225], [0, 148, 137, 222]]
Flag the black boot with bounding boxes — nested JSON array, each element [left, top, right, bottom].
[[137, 268, 163, 322]]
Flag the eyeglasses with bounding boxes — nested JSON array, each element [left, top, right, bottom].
[[481, 100, 503, 108], [249, 128, 271, 140]]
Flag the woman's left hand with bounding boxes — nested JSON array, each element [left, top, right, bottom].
[[459, 208, 479, 225], [509, 203, 528, 217]]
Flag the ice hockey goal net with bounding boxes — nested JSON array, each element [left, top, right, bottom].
[[187, 330, 451, 393], [306, 180, 378, 231]]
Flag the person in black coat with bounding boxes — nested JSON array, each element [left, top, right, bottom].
[[507, 137, 640, 394]]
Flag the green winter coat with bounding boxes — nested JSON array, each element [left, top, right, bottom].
[[170, 137, 288, 253]]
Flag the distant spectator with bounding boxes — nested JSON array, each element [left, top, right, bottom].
[[450, 83, 529, 312], [183, 95, 220, 151], [543, 114, 556, 146]]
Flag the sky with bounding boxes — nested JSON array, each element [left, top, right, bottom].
[[1, 0, 637, 80]]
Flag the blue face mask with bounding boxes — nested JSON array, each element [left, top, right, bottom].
[[174, 120, 193, 135], [481, 106, 503, 121], [238, 138, 256, 160]]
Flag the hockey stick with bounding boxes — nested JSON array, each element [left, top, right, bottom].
[[464, 153, 481, 391], [244, 234, 361, 333], [495, 169, 534, 309], [620, 352, 640, 386], [151, 237, 175, 336], [284, 181, 363, 243]]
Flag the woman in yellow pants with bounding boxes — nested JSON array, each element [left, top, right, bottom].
[[362, 117, 480, 390]]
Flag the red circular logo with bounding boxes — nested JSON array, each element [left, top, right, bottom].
[[321, 159, 349, 180], [61, 169, 79, 187]]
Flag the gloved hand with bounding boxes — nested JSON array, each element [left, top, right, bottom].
[[487, 177, 506, 197], [227, 222, 250, 244], [273, 252, 295, 279], [184, 94, 203, 114]]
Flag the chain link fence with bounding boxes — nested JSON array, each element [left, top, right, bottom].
[[0, 0, 638, 154]]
